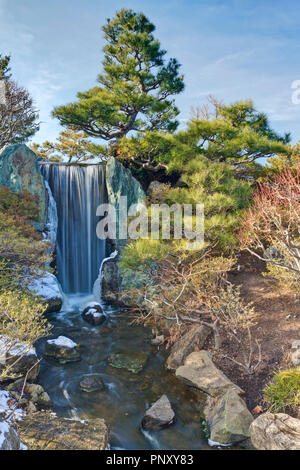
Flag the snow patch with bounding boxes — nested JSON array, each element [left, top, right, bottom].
[[47, 336, 77, 349], [0, 337, 36, 365], [28, 272, 63, 302], [0, 390, 24, 422]]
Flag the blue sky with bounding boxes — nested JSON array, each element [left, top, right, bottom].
[[1, 0, 300, 144]]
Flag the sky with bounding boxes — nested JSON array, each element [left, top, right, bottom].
[[1, 0, 300, 144]]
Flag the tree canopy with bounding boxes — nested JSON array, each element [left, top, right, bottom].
[[0, 53, 39, 149], [52, 9, 184, 145], [31, 129, 106, 163], [117, 97, 290, 179]]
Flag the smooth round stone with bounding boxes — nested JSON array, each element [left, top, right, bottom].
[[79, 374, 104, 393]]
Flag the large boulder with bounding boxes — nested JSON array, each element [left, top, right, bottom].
[[142, 395, 175, 431], [105, 157, 145, 246], [45, 336, 81, 364], [18, 412, 109, 450], [250, 413, 300, 450], [28, 272, 63, 313], [175, 351, 243, 397], [0, 144, 47, 231], [0, 421, 20, 450], [204, 388, 253, 445], [101, 259, 121, 302], [0, 339, 39, 382], [166, 325, 211, 371]]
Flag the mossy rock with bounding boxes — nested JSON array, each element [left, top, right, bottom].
[[108, 351, 148, 374]]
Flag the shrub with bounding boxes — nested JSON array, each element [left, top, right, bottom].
[[240, 166, 300, 291], [264, 367, 300, 414], [0, 290, 52, 381]]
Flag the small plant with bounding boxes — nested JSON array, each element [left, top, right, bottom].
[[213, 284, 261, 374], [264, 367, 300, 414]]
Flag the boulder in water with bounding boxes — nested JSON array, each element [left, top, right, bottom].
[[108, 351, 148, 374], [204, 388, 253, 445], [79, 374, 104, 393], [45, 336, 81, 364], [82, 303, 106, 326], [142, 395, 175, 431]]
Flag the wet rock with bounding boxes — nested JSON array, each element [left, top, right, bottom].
[[0, 340, 39, 383], [0, 420, 20, 450], [142, 395, 175, 431], [291, 340, 300, 366], [18, 412, 109, 450], [175, 351, 243, 397], [106, 156, 145, 246], [250, 413, 300, 450], [79, 374, 104, 393], [0, 144, 47, 231], [7, 380, 52, 411], [82, 303, 106, 326], [204, 388, 253, 445], [28, 272, 63, 314], [166, 325, 211, 371], [45, 336, 81, 364], [108, 351, 148, 374], [101, 260, 121, 303]]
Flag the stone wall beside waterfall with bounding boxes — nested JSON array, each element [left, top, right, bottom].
[[0, 144, 47, 231], [102, 157, 146, 302]]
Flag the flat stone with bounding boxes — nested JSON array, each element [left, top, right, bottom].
[[18, 412, 109, 450], [176, 351, 243, 397], [79, 374, 104, 393], [108, 351, 148, 374], [142, 395, 175, 431], [166, 325, 210, 371], [204, 388, 253, 445], [250, 413, 300, 450]]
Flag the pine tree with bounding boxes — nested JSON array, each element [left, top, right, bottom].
[[53, 9, 184, 147]]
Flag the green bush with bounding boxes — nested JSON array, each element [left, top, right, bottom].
[[264, 367, 300, 413]]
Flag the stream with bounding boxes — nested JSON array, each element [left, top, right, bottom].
[[36, 294, 210, 450]]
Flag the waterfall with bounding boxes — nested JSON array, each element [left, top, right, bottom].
[[41, 164, 107, 294]]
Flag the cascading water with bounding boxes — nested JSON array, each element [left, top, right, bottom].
[[38, 161, 209, 451], [42, 164, 107, 294]]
